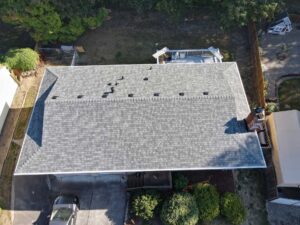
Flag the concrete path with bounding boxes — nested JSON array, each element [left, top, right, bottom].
[[12, 174, 126, 225], [260, 23, 300, 98]]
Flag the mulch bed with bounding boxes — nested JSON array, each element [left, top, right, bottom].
[[177, 170, 235, 193]]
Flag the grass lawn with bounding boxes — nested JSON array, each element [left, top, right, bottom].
[[278, 78, 300, 111]]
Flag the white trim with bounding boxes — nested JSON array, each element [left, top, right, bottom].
[[14, 164, 267, 176]]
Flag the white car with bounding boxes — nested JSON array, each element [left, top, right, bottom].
[[49, 195, 79, 225]]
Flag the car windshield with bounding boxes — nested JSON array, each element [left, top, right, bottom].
[[51, 207, 72, 221]]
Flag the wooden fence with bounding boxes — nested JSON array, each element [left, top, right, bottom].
[[248, 22, 266, 107]]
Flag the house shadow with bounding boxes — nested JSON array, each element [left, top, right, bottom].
[[224, 117, 248, 134]]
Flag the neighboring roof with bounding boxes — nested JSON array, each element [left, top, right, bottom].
[[15, 63, 266, 175], [268, 110, 300, 187], [0, 67, 18, 134], [267, 198, 300, 225]]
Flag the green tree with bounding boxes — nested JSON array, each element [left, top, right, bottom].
[[160, 193, 198, 225], [193, 183, 220, 222], [5, 48, 39, 72], [220, 193, 246, 225], [3, 1, 62, 44], [132, 191, 161, 221], [58, 17, 85, 43], [215, 0, 282, 28]]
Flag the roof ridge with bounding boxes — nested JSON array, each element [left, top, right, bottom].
[[45, 95, 235, 104]]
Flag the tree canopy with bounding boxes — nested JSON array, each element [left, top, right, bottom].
[[1, 0, 108, 44], [0, 0, 283, 44]]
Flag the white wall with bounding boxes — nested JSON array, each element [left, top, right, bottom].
[[0, 67, 18, 134]]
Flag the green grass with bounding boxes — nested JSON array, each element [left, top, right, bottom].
[[0, 142, 21, 209], [278, 78, 300, 111], [13, 87, 36, 140]]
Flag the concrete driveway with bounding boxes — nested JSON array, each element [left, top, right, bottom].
[[12, 174, 126, 225]]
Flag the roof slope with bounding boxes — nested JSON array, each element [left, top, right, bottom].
[[15, 63, 266, 175]]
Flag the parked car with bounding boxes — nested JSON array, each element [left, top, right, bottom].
[[49, 195, 79, 225]]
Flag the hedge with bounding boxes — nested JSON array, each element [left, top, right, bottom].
[[220, 193, 246, 225], [160, 192, 198, 225], [193, 183, 220, 222], [5, 48, 39, 72]]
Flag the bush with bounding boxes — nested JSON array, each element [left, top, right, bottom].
[[220, 193, 246, 225], [5, 48, 39, 72], [193, 183, 220, 222], [173, 173, 188, 191], [266, 102, 278, 112], [160, 192, 198, 225], [132, 191, 161, 220]]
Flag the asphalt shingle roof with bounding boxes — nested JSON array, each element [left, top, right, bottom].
[[15, 63, 266, 175]]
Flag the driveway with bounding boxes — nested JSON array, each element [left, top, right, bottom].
[[12, 174, 126, 225], [260, 23, 300, 98]]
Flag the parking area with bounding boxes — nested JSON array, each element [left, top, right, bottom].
[[12, 174, 126, 225]]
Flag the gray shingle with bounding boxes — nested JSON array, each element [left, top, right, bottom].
[[15, 63, 266, 175]]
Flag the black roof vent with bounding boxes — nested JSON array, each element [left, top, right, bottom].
[[111, 87, 114, 93], [203, 91, 209, 95], [102, 94, 108, 98], [107, 83, 112, 86], [118, 76, 124, 80], [77, 95, 83, 99], [148, 66, 152, 70], [154, 93, 160, 97], [52, 96, 58, 99], [179, 92, 184, 96], [143, 77, 148, 81], [115, 82, 119, 86], [128, 94, 134, 97]]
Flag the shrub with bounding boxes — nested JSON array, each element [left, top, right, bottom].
[[160, 192, 198, 225], [5, 48, 39, 72], [266, 102, 278, 112], [132, 191, 161, 220], [220, 193, 246, 225], [193, 183, 220, 222], [173, 173, 188, 191]]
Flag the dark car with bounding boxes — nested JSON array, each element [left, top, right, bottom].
[[49, 195, 79, 225]]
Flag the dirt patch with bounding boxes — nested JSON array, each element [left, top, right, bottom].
[[233, 170, 269, 225]]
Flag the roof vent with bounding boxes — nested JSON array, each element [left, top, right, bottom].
[[107, 83, 112, 86], [154, 93, 160, 97], [77, 95, 83, 99], [102, 94, 108, 98], [203, 91, 209, 95], [128, 94, 134, 97], [148, 66, 152, 70], [118, 76, 124, 80], [143, 77, 148, 81], [115, 82, 119, 86], [111, 87, 114, 93], [52, 96, 58, 99], [179, 92, 184, 96]]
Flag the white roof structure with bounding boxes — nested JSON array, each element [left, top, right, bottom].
[[152, 47, 223, 64], [0, 67, 18, 134], [268, 110, 300, 187]]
